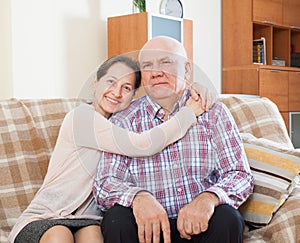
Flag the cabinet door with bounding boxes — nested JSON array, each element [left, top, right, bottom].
[[222, 68, 259, 95], [253, 0, 283, 24], [259, 69, 289, 111], [108, 13, 148, 58], [283, 0, 300, 27], [289, 71, 300, 111], [222, 0, 252, 67]]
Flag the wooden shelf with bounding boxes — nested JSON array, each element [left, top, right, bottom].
[[222, 0, 300, 134]]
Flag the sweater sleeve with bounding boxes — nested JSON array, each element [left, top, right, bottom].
[[70, 104, 197, 157]]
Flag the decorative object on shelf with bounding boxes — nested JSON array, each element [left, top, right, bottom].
[[160, 0, 183, 18], [272, 57, 286, 67], [132, 0, 146, 13]]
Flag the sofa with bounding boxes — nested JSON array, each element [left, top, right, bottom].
[[0, 96, 299, 243]]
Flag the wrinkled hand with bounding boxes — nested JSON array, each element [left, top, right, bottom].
[[132, 192, 171, 243], [191, 82, 219, 111], [177, 192, 219, 240], [186, 89, 205, 116]]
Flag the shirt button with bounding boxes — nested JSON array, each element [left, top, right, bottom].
[[177, 188, 182, 193]]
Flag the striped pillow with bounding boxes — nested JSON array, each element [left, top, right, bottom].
[[239, 142, 300, 228]]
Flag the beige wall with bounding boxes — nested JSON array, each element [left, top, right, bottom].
[[0, 0, 221, 99], [0, 0, 13, 99]]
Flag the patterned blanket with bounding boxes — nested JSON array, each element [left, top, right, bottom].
[[0, 98, 83, 242]]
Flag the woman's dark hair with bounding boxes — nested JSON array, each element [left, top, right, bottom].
[[96, 55, 141, 90]]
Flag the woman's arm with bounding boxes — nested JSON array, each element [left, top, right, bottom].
[[70, 103, 199, 157]]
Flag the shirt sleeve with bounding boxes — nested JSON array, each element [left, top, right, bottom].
[[70, 104, 196, 157], [204, 104, 254, 208], [93, 150, 143, 211]]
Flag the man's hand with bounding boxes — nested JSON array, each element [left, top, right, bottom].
[[177, 192, 219, 240], [132, 192, 171, 243], [191, 82, 219, 111]]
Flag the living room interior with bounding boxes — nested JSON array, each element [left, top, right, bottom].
[[0, 0, 221, 99], [1, 0, 300, 242]]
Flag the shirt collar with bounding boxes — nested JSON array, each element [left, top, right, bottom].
[[144, 89, 190, 121]]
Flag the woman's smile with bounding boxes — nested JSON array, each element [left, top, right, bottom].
[[105, 96, 120, 105]]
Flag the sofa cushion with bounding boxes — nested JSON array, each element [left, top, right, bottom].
[[0, 98, 83, 242], [220, 96, 294, 149], [239, 139, 300, 228]]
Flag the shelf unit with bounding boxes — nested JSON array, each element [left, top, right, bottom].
[[222, 0, 300, 134], [107, 12, 193, 60]]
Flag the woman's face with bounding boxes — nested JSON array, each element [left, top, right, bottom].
[[94, 62, 136, 118]]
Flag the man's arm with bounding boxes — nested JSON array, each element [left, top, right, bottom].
[[177, 103, 254, 239], [205, 103, 254, 207]]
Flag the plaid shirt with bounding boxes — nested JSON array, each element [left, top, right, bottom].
[[93, 90, 254, 218]]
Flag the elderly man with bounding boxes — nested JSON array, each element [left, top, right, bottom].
[[93, 36, 254, 243]]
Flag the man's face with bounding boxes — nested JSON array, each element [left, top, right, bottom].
[[139, 50, 188, 100]]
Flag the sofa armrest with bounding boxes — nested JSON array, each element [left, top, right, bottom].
[[220, 96, 294, 149]]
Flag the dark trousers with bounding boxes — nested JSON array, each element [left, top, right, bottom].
[[101, 204, 244, 243]]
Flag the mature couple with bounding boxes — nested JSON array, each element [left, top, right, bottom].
[[9, 36, 254, 243]]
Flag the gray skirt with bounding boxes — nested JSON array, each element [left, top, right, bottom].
[[14, 218, 101, 243]]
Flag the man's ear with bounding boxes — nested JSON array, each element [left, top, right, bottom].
[[184, 61, 192, 82]]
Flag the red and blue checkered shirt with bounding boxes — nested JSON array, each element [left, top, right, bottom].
[[93, 90, 254, 218]]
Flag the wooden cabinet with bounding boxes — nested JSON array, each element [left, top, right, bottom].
[[222, 67, 290, 112], [223, 0, 300, 69], [259, 69, 289, 112], [283, 0, 300, 27], [252, 24, 291, 66], [222, 67, 259, 95], [107, 12, 193, 61], [223, 66, 299, 130], [253, 0, 283, 25], [222, 0, 252, 67], [253, 0, 300, 28], [222, 0, 300, 69], [222, 0, 300, 134], [289, 71, 300, 111]]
